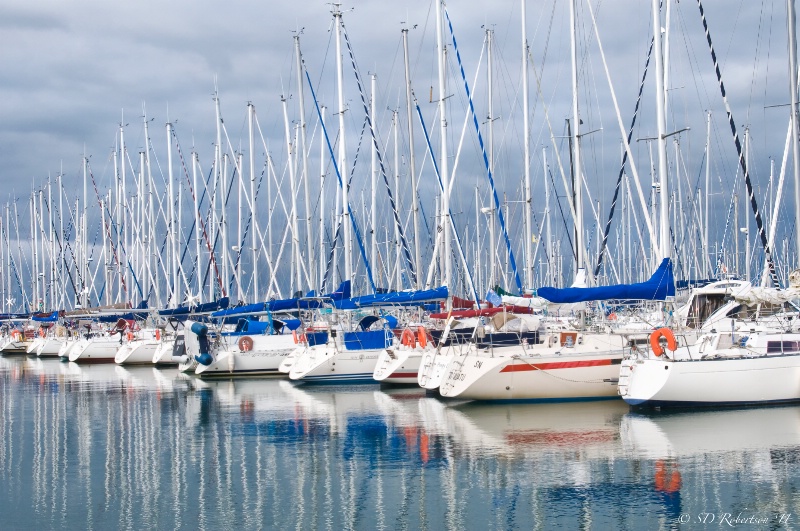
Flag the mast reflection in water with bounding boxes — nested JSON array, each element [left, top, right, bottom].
[[0, 356, 799, 529]]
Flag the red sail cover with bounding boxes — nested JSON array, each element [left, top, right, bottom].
[[451, 296, 476, 310], [429, 305, 535, 320]]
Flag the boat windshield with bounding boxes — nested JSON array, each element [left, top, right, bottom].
[[686, 294, 728, 328]]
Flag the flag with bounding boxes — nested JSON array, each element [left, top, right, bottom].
[[486, 289, 502, 308]]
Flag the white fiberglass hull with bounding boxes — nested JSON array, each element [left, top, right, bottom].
[[1, 338, 29, 354], [37, 338, 65, 357], [195, 335, 297, 378], [373, 347, 424, 384], [115, 340, 159, 365], [58, 339, 79, 360], [26, 338, 43, 354], [289, 346, 383, 384], [152, 339, 180, 365], [417, 349, 454, 390], [438, 349, 622, 401], [620, 354, 800, 408], [69, 336, 123, 363]]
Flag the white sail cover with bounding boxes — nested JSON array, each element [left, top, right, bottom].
[[734, 287, 800, 306]]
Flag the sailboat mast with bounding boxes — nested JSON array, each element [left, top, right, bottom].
[[166, 121, 177, 307], [294, 35, 315, 291], [651, 0, 670, 261], [569, 0, 586, 276], [334, 4, 353, 284], [402, 28, 421, 289], [435, 0, 452, 296], [282, 95, 303, 293], [319, 105, 327, 289], [248, 103, 259, 300], [370, 73, 378, 284], [787, 0, 800, 261], [393, 110, 402, 291], [522, 0, 533, 289], [82, 151, 87, 308]]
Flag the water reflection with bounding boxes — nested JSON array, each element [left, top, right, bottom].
[[0, 356, 798, 529]]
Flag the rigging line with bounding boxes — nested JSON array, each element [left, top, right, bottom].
[[172, 127, 225, 297], [305, 67, 377, 294], [444, 7, 523, 294], [86, 161, 128, 297], [321, 117, 366, 292], [696, 0, 779, 287], [341, 21, 418, 286], [595, 36, 655, 278], [0, 222, 25, 310], [547, 165, 576, 261], [414, 97, 480, 305]]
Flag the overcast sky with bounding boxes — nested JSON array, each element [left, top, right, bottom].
[[0, 0, 795, 298]]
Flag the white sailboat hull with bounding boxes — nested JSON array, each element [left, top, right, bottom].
[[37, 338, 65, 357], [289, 346, 383, 384], [620, 354, 800, 407], [195, 335, 297, 378], [115, 340, 158, 365], [373, 348, 424, 384], [69, 336, 123, 363], [438, 333, 629, 401]]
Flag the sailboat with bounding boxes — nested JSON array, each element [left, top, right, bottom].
[[436, 259, 673, 401], [620, 0, 800, 409], [288, 288, 447, 384], [620, 272, 800, 408]]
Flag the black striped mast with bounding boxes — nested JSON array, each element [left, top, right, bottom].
[[696, 0, 780, 287]]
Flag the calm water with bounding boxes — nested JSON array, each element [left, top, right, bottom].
[[0, 357, 799, 530]]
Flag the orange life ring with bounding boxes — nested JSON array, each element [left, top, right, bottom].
[[417, 326, 428, 349], [11, 330, 20, 340], [608, 312, 617, 321], [155, 329, 161, 341], [400, 328, 416, 348], [650, 327, 678, 357], [238, 336, 254, 352], [126, 331, 134, 341], [292, 330, 307, 344]]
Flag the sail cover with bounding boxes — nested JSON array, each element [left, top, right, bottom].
[[537, 258, 675, 303], [335, 287, 448, 310], [211, 281, 352, 318]]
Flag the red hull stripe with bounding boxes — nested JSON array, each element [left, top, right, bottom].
[[500, 359, 613, 372], [388, 372, 419, 378]]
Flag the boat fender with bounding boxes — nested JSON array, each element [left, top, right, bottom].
[[155, 329, 161, 341], [190, 322, 208, 337], [417, 327, 428, 349], [400, 328, 416, 349], [238, 336, 254, 352], [650, 328, 678, 357], [195, 352, 213, 366], [292, 330, 308, 344]]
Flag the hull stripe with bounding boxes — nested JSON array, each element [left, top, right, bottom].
[[500, 358, 619, 372]]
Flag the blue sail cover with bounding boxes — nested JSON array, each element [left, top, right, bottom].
[[537, 258, 675, 303], [334, 286, 448, 310], [32, 311, 59, 323], [211, 281, 352, 318], [158, 297, 230, 317]]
